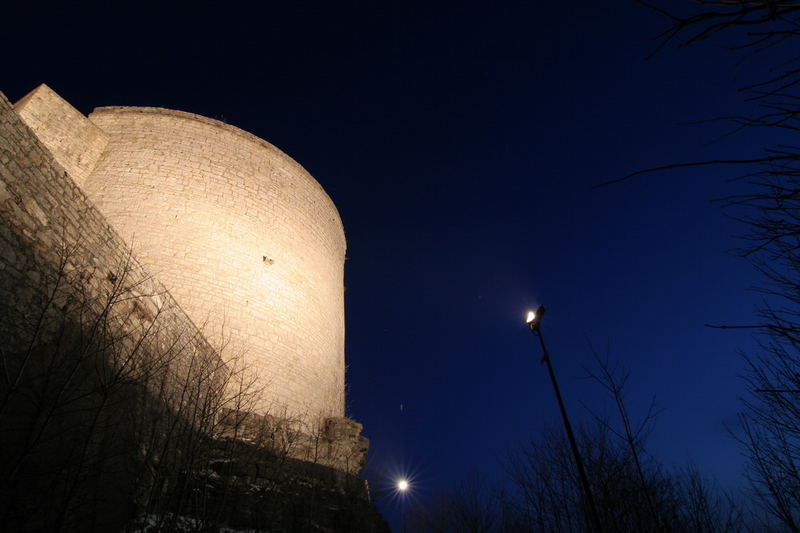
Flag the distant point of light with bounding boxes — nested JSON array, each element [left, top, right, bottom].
[[397, 479, 409, 492], [526, 310, 536, 324]]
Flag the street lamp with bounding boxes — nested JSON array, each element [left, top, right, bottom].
[[526, 305, 603, 533]]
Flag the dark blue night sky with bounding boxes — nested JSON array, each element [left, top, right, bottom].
[[2, 1, 784, 528]]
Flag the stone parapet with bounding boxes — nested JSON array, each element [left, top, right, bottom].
[[13, 84, 108, 187], [218, 410, 369, 475]]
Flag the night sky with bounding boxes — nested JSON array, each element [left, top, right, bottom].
[[3, 1, 782, 528]]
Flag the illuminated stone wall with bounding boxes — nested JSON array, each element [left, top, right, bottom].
[[13, 85, 347, 422], [0, 92, 373, 532], [0, 88, 222, 410], [13, 84, 109, 187]]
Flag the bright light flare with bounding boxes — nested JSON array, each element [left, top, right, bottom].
[[397, 479, 409, 492], [526, 310, 536, 324]]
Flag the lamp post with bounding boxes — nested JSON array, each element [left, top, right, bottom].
[[526, 305, 603, 533]]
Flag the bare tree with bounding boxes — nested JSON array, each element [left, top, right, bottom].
[[0, 237, 315, 532], [602, 1, 800, 189], [597, 3, 800, 529], [582, 354, 664, 531]]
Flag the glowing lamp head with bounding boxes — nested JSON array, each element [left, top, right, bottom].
[[526, 305, 546, 331], [397, 479, 409, 492]]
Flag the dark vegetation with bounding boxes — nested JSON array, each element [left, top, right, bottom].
[[4, 2, 799, 531], [408, 2, 800, 532], [407, 360, 755, 532], [0, 244, 386, 533]]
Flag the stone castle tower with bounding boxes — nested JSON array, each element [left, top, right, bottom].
[[14, 84, 347, 423]]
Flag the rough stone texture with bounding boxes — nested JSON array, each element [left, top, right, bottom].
[[13, 84, 109, 187], [12, 85, 347, 422], [219, 412, 369, 475], [147, 438, 390, 533], [2, 85, 363, 472], [0, 88, 226, 532], [0, 88, 373, 530], [0, 90, 217, 383], [197, 439, 390, 533], [82, 106, 346, 421]]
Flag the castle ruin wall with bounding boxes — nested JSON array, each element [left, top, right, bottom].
[[11, 84, 347, 424], [0, 89, 370, 532], [0, 87, 365, 474], [0, 88, 221, 405], [14, 84, 109, 187]]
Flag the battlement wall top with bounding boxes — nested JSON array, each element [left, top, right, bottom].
[[14, 84, 109, 186], [89, 105, 343, 235]]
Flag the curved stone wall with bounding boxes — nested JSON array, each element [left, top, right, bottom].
[[83, 107, 345, 420]]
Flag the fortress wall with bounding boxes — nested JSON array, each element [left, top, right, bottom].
[[0, 93, 370, 529], [1, 86, 367, 480], [82, 107, 346, 420], [13, 84, 108, 187], [0, 89, 221, 403]]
